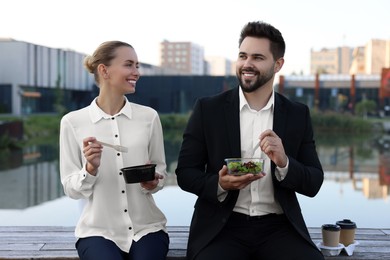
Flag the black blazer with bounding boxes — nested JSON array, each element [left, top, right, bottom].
[[176, 87, 324, 260]]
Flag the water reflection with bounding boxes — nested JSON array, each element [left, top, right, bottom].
[[316, 133, 390, 199], [0, 133, 389, 227], [0, 144, 62, 209]]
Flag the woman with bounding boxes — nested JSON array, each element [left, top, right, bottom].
[[59, 41, 169, 260]]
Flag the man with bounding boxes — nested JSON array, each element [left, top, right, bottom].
[[175, 21, 325, 260]]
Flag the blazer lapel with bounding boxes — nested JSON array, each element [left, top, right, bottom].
[[271, 93, 287, 174], [224, 87, 241, 157], [273, 93, 286, 140]]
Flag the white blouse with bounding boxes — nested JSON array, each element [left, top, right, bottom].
[[59, 97, 168, 252]]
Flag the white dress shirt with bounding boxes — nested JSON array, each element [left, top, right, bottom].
[[232, 88, 285, 216], [59, 97, 167, 252]]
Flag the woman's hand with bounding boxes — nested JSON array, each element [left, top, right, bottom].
[[82, 137, 103, 176], [141, 173, 164, 190]]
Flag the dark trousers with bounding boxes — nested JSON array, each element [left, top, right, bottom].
[[76, 230, 169, 260], [195, 212, 324, 260]]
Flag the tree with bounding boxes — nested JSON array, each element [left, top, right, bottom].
[[355, 100, 376, 119], [54, 74, 67, 116]]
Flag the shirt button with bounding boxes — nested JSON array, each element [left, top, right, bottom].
[[129, 227, 132, 230], [111, 117, 115, 120], [117, 153, 120, 156], [124, 209, 127, 212], [115, 134, 118, 137], [119, 172, 122, 175], [122, 190, 125, 193]]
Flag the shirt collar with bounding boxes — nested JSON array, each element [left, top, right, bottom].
[[89, 96, 133, 123], [238, 86, 275, 112]]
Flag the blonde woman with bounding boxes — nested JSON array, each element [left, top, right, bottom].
[[60, 41, 169, 260]]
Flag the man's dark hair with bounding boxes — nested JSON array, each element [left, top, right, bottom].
[[239, 21, 286, 60]]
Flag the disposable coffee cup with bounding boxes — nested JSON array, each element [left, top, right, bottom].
[[321, 224, 341, 247], [336, 219, 357, 246]]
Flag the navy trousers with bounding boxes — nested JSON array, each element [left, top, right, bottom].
[[195, 212, 325, 260], [76, 230, 169, 260]]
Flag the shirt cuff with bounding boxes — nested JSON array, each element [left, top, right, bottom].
[[82, 167, 98, 183], [217, 183, 228, 202], [275, 157, 289, 181]]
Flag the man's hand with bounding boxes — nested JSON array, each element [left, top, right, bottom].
[[218, 165, 265, 190], [259, 129, 287, 168]]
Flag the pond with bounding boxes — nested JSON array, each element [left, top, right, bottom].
[[0, 133, 389, 229]]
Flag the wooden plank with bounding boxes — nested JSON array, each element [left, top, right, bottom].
[[382, 229, 390, 235], [0, 226, 74, 232], [0, 226, 389, 260], [0, 243, 44, 251], [41, 243, 77, 251], [0, 251, 79, 259]]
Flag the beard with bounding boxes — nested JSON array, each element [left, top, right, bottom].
[[237, 66, 274, 93]]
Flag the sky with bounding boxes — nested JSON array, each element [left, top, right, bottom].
[[1, 0, 389, 75]]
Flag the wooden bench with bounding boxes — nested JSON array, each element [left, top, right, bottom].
[[0, 226, 389, 259]]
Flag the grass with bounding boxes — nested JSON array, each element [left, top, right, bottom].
[[0, 112, 386, 149]]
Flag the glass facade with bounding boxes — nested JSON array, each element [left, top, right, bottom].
[[126, 76, 238, 113], [1, 75, 387, 116], [0, 84, 12, 113]]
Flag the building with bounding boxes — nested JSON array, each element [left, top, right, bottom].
[[230, 60, 237, 75], [363, 39, 390, 75], [138, 62, 182, 76], [312, 39, 390, 76], [1, 39, 388, 117], [310, 47, 353, 75], [0, 38, 95, 115], [128, 75, 236, 113], [350, 39, 390, 75], [349, 47, 365, 74], [278, 74, 388, 113], [160, 40, 205, 75], [204, 56, 234, 76], [0, 39, 179, 115]]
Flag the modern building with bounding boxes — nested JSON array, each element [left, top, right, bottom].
[[362, 39, 390, 75], [349, 47, 366, 74], [0, 39, 179, 115], [129, 75, 237, 113], [310, 47, 353, 75], [350, 39, 390, 75], [138, 62, 183, 76], [204, 56, 234, 76], [1, 39, 388, 117], [230, 60, 237, 75], [159, 40, 205, 75], [311, 39, 390, 76], [278, 74, 388, 114], [0, 38, 95, 115]]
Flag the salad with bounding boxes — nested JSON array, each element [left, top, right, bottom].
[[226, 159, 263, 175]]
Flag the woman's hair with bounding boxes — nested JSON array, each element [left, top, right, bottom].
[[238, 21, 285, 60], [84, 41, 133, 84]]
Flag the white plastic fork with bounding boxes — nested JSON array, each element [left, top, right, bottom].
[[97, 140, 128, 153], [251, 142, 260, 157]]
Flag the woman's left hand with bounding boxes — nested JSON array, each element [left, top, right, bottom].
[[140, 173, 164, 190]]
